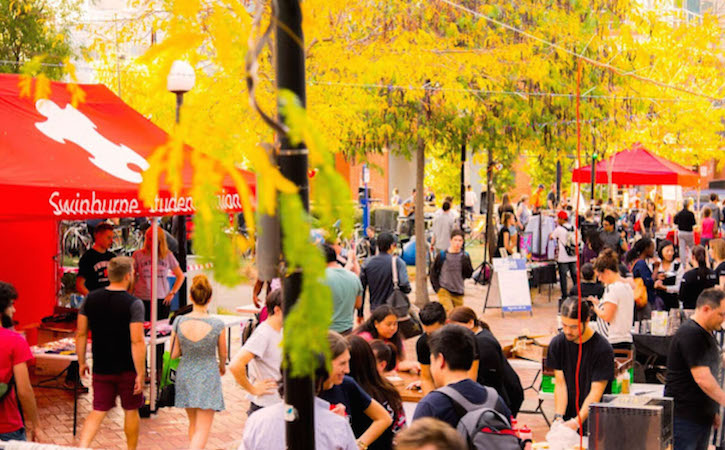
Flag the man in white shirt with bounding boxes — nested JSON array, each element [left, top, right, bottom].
[[464, 185, 477, 215], [230, 290, 283, 415], [549, 210, 578, 307], [431, 201, 457, 252]]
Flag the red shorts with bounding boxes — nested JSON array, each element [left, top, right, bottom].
[[91, 371, 144, 412]]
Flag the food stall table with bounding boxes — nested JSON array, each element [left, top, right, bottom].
[[31, 334, 171, 436], [527, 261, 557, 302]]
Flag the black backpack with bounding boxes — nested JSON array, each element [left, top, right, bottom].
[[437, 385, 522, 450]]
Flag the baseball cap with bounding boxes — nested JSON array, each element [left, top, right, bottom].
[[557, 210, 568, 220]]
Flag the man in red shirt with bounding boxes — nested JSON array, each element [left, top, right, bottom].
[[0, 282, 42, 442]]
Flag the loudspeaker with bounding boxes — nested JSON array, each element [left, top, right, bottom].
[[480, 191, 495, 214]]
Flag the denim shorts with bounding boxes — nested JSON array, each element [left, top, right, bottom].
[[0, 428, 26, 442]]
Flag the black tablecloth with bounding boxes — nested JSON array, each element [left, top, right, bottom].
[[528, 262, 557, 288], [632, 333, 673, 383], [632, 333, 672, 359]]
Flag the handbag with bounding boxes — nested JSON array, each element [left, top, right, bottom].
[[386, 256, 422, 339], [157, 331, 179, 408], [633, 277, 649, 309], [386, 256, 411, 317]]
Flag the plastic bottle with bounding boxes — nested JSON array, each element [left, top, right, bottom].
[[519, 425, 533, 442], [622, 370, 631, 394]]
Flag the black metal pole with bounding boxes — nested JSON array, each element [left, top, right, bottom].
[[556, 159, 562, 205], [174, 92, 188, 308], [276, 1, 314, 448], [460, 138, 466, 231]]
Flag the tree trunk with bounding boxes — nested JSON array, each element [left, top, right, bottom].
[[414, 137, 429, 307]]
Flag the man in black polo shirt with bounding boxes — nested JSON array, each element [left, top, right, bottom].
[[76, 256, 145, 449], [547, 297, 613, 432], [665, 288, 725, 450]]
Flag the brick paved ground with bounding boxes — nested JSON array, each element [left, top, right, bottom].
[[31, 277, 561, 448]]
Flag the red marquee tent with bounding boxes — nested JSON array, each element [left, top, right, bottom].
[[0, 74, 255, 330], [571, 143, 699, 186]]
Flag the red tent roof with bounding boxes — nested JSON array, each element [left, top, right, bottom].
[[0, 74, 255, 220], [571, 143, 699, 186]]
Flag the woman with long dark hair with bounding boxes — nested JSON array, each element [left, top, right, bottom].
[[654, 240, 684, 311], [447, 306, 524, 416], [347, 335, 406, 449], [497, 212, 517, 256], [355, 305, 420, 373], [319, 331, 392, 449], [679, 245, 718, 309], [627, 237, 662, 315]]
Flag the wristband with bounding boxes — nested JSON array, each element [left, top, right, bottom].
[[554, 414, 564, 421]]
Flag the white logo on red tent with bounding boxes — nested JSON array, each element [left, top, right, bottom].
[[34, 99, 150, 184]]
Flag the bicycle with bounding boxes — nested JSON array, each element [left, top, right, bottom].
[[61, 220, 92, 258]]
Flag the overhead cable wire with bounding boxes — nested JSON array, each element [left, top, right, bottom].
[[436, 0, 723, 103], [308, 80, 702, 103]]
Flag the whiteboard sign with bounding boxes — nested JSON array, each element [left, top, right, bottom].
[[492, 258, 532, 313]]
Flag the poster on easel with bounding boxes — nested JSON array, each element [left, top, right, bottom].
[[492, 258, 532, 314]]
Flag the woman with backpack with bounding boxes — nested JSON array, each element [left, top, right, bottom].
[[355, 305, 420, 374], [0, 282, 43, 443], [347, 335, 406, 450]]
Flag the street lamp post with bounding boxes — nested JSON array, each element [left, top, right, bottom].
[[167, 60, 195, 308]]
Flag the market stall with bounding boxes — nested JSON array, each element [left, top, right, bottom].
[[571, 143, 699, 187], [0, 73, 255, 414]]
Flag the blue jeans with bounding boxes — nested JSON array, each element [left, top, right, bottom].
[[0, 428, 26, 442], [673, 416, 711, 450]]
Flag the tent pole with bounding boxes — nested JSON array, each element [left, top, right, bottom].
[[150, 219, 158, 411]]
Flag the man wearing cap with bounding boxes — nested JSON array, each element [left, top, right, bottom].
[[550, 210, 578, 307]]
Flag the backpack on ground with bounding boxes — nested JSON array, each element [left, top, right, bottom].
[[472, 261, 493, 286], [437, 385, 522, 450]]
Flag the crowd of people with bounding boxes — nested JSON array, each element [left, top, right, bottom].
[[5, 187, 725, 449]]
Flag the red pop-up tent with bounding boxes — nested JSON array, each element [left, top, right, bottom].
[[571, 143, 699, 186], [0, 74, 255, 329]]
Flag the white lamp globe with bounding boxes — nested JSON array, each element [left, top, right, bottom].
[[167, 60, 196, 94]]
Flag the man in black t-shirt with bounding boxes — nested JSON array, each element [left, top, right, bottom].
[[416, 302, 447, 394], [665, 288, 725, 450], [76, 256, 145, 449], [547, 298, 613, 433], [76, 222, 116, 295]]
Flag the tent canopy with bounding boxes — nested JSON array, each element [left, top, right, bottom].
[[0, 74, 255, 221], [571, 143, 699, 186]]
